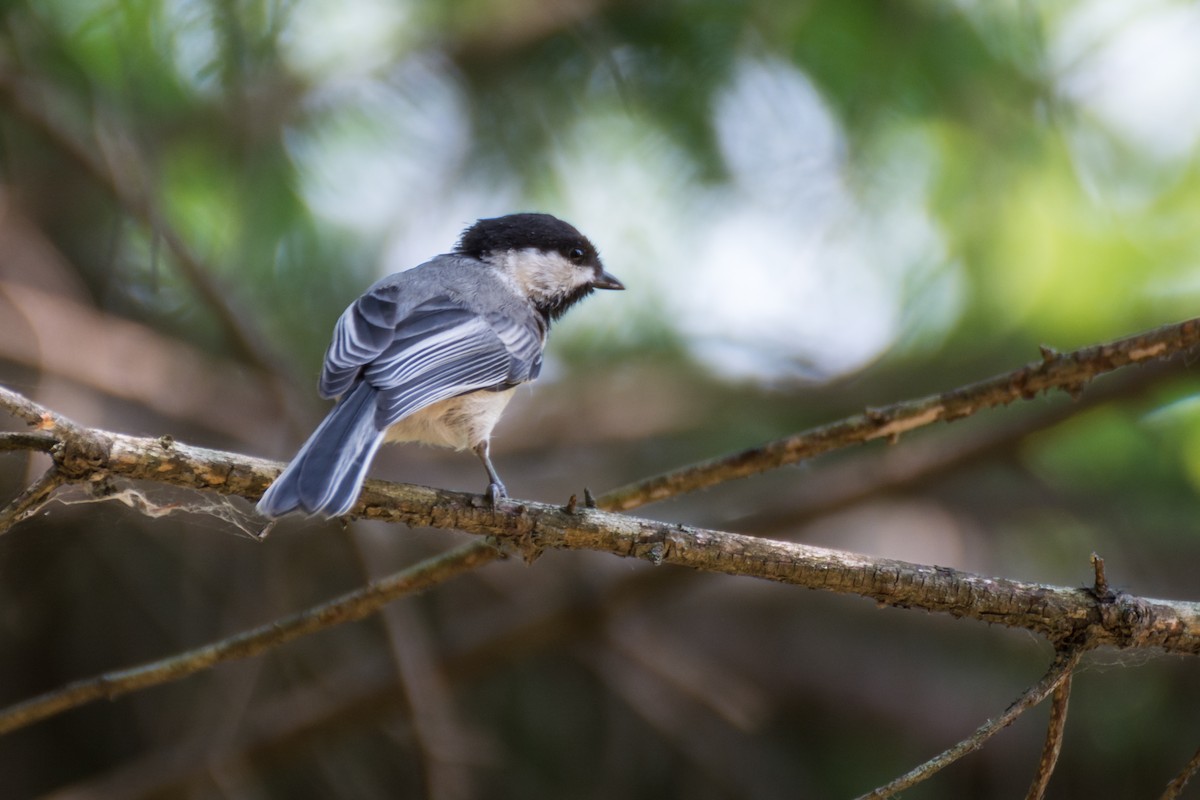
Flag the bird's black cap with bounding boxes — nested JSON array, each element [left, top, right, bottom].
[[456, 213, 601, 267]]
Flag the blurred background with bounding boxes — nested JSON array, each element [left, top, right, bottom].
[[1, 0, 1199, 797]]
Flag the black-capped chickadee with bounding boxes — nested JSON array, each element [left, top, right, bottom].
[[257, 213, 624, 518]]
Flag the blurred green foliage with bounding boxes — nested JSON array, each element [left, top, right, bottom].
[[1, 0, 1199, 797]]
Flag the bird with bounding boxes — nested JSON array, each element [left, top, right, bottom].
[[257, 213, 624, 518]]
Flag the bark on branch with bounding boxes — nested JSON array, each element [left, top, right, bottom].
[[603, 317, 1200, 510], [1, 375, 1199, 657], [3, 316, 1200, 740], [372, 485, 1199, 650]]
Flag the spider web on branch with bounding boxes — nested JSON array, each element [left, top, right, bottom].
[[49, 481, 273, 539]]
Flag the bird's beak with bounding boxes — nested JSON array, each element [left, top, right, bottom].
[[593, 270, 625, 290]]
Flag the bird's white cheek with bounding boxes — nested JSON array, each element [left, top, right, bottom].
[[570, 265, 595, 289], [506, 250, 590, 300]]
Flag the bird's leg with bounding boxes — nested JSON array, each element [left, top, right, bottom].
[[473, 440, 507, 506]]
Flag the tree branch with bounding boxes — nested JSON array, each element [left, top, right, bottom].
[[856, 649, 1082, 800], [1025, 668, 1073, 800], [602, 317, 1200, 510], [3, 317, 1200, 735], [379, 488, 1200, 652], [0, 431, 57, 453], [0, 540, 499, 736], [0, 468, 66, 533], [732, 357, 1188, 534], [6, 317, 1200, 521], [4, 379, 1199, 654], [1161, 744, 1200, 800]]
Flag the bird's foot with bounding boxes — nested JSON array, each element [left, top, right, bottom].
[[485, 481, 508, 508]]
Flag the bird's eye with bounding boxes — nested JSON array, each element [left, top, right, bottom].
[[568, 247, 586, 264]]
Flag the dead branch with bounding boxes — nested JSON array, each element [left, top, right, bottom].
[[3, 317, 1200, 739], [2, 382, 1198, 655], [0, 540, 499, 736], [1025, 668, 1073, 800], [856, 649, 1082, 800], [0, 468, 66, 531], [732, 356, 1188, 534], [603, 317, 1200, 510], [1161, 744, 1200, 800], [0, 431, 57, 453]]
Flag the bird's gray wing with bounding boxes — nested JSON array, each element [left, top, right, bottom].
[[320, 288, 544, 430]]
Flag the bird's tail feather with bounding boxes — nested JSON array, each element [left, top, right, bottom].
[[257, 382, 384, 518]]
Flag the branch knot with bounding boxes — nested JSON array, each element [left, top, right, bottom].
[[52, 430, 112, 479], [1095, 593, 1150, 646]]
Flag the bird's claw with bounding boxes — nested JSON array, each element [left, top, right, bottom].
[[485, 481, 508, 508]]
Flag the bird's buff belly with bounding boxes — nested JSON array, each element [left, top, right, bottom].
[[382, 388, 517, 451]]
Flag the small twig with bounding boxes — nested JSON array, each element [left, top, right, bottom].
[[1161, 744, 1200, 800], [0, 384, 88, 441], [0, 540, 500, 736], [0, 384, 54, 427], [0, 468, 66, 534], [857, 649, 1082, 800], [1091, 552, 1110, 599], [602, 318, 1200, 510], [732, 357, 1185, 533], [1025, 668, 1073, 800], [0, 431, 58, 453]]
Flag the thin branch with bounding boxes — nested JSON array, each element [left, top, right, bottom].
[[3, 383, 1200, 655], [856, 649, 1082, 800], [381, 484, 1200, 653], [0, 383, 54, 426], [1092, 553, 1111, 600], [2, 319, 1200, 735], [0, 539, 500, 736], [0, 467, 65, 534], [38, 659, 408, 799], [4, 317, 1199, 522], [1161, 745, 1200, 800], [732, 357, 1187, 534], [3, 448, 1194, 737], [0, 385, 94, 465], [601, 317, 1200, 510], [1025, 668, 1073, 800], [0, 430, 57, 452]]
